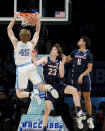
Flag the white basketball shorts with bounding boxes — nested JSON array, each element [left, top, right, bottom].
[[15, 62, 43, 90]]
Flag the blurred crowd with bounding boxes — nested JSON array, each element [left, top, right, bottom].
[[0, 46, 105, 131], [0, 22, 105, 130], [0, 43, 30, 131]]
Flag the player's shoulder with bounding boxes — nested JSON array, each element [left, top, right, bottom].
[[42, 56, 48, 66], [16, 41, 22, 47], [86, 50, 93, 58], [17, 41, 21, 44], [27, 41, 32, 46], [73, 49, 78, 52], [18, 41, 25, 45], [86, 49, 93, 55]]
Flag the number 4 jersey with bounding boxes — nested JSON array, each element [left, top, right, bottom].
[[70, 49, 93, 74], [14, 41, 32, 65], [43, 57, 60, 84]]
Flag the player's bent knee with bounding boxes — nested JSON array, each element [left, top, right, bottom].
[[64, 85, 77, 95], [73, 88, 78, 94], [70, 88, 78, 96], [16, 90, 23, 98], [16, 92, 21, 98]]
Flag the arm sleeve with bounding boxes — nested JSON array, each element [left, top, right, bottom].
[[87, 53, 93, 64]]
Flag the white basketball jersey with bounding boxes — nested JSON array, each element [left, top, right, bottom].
[[14, 41, 33, 65]]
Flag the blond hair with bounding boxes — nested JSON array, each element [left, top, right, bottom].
[[19, 29, 31, 43]]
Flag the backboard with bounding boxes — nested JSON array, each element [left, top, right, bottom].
[[0, 0, 72, 24]]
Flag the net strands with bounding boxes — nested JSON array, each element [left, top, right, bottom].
[[20, 12, 38, 26]]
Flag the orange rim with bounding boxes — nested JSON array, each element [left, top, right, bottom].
[[20, 12, 37, 16]]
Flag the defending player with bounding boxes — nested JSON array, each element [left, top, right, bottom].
[[7, 12, 59, 105], [32, 44, 86, 130], [67, 36, 94, 129]]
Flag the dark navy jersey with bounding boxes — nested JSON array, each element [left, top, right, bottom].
[[43, 57, 60, 84], [70, 49, 93, 74]]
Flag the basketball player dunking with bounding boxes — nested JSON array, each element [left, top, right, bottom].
[[7, 12, 59, 105]]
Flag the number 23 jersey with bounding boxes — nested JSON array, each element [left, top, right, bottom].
[[14, 41, 32, 65], [43, 57, 60, 84]]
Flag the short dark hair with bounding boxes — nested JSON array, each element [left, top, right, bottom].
[[80, 36, 91, 48]]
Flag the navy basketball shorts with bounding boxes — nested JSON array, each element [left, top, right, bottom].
[[45, 81, 67, 103], [72, 73, 91, 92]]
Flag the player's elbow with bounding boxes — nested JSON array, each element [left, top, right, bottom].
[[88, 68, 92, 73], [60, 74, 64, 78], [7, 27, 9, 33], [7, 26, 11, 31], [7, 27, 12, 34]]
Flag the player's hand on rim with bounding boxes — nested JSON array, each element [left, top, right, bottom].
[[14, 12, 20, 19], [35, 13, 40, 23]]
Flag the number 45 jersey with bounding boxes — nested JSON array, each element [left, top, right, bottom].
[[43, 57, 60, 84], [14, 41, 32, 65]]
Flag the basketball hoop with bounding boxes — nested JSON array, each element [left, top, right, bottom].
[[20, 10, 39, 27]]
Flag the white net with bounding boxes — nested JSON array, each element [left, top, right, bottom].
[[20, 13, 39, 26]]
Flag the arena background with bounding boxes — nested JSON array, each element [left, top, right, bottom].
[[0, 0, 105, 131]]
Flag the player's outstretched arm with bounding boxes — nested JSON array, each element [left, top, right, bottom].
[[31, 49, 47, 66], [66, 55, 73, 62], [62, 54, 73, 62], [59, 56, 66, 78], [7, 12, 19, 49], [31, 14, 41, 48]]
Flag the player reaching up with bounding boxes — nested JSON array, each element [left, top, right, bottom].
[[7, 12, 59, 105]]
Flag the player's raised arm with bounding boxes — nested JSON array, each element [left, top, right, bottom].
[[31, 14, 41, 48], [59, 56, 66, 78], [31, 49, 47, 66], [7, 12, 19, 49]]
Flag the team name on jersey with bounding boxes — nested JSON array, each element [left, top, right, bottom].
[[75, 55, 86, 59], [48, 65, 59, 69]]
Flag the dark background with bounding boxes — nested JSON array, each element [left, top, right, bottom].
[[0, 0, 105, 59], [0, 0, 105, 94], [0, 0, 105, 131]]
